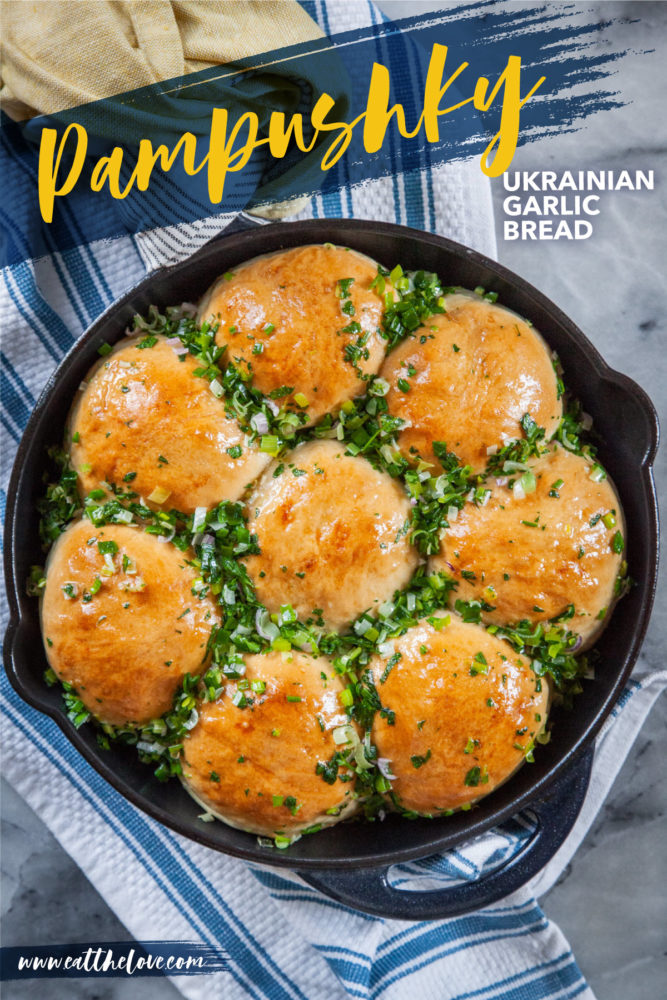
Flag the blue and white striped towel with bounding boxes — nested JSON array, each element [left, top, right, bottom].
[[1, 3, 665, 999]]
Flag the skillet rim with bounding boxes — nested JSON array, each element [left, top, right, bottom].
[[2, 218, 660, 870]]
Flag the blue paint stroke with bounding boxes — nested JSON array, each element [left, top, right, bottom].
[[0, 940, 228, 980], [0, 1, 640, 266]]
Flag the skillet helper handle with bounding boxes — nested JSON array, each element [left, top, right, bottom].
[[299, 750, 593, 921], [219, 211, 271, 236], [162, 211, 268, 269], [158, 210, 268, 273]]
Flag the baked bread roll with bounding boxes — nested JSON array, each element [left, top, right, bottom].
[[430, 445, 625, 647], [381, 291, 562, 472], [69, 336, 270, 512], [41, 520, 218, 726], [370, 613, 549, 813], [181, 651, 358, 836], [244, 440, 419, 631], [199, 244, 389, 425]]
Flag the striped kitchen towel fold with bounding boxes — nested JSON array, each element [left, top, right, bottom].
[[1, 3, 664, 1000]]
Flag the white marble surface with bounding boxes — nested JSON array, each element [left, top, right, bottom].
[[2, 3, 666, 998], [381, 3, 667, 996]]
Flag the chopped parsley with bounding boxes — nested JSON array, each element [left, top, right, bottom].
[[464, 765, 489, 787], [411, 750, 432, 769]]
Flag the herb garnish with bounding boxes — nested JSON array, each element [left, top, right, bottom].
[[32, 267, 625, 837]]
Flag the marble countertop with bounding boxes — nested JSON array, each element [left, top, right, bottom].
[[2, 2, 665, 998], [480, 3, 667, 992]]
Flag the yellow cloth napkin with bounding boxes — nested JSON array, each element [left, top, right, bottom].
[[0, 1, 324, 217], [0, 0, 323, 119]]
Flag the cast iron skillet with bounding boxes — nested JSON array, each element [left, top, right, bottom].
[[3, 218, 659, 919]]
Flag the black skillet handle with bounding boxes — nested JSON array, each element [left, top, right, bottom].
[[299, 751, 593, 920]]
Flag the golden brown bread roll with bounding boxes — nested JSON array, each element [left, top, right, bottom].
[[181, 651, 358, 836], [370, 613, 549, 813], [244, 440, 419, 631], [41, 520, 218, 726], [198, 245, 389, 425], [69, 336, 270, 513], [381, 291, 562, 472], [430, 445, 625, 647]]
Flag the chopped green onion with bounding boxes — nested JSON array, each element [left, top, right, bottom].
[[470, 652, 489, 676], [97, 540, 118, 556], [519, 470, 536, 494], [411, 749, 431, 768], [333, 724, 355, 745], [260, 435, 280, 455], [339, 687, 354, 708], [147, 486, 171, 504], [369, 378, 390, 397]]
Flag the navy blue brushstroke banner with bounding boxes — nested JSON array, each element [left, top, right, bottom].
[[0, 1, 634, 267], [0, 940, 229, 980]]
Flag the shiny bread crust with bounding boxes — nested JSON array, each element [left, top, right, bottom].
[[181, 652, 358, 836], [430, 445, 625, 647], [41, 520, 219, 726], [371, 614, 549, 813], [69, 336, 270, 513], [199, 244, 389, 425], [382, 292, 562, 472], [244, 440, 419, 631]]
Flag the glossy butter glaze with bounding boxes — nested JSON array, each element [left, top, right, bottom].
[[371, 613, 549, 813], [69, 337, 270, 512], [41, 521, 218, 726], [181, 651, 357, 836], [382, 292, 562, 472], [200, 244, 388, 424], [432, 445, 625, 647], [244, 440, 419, 631]]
